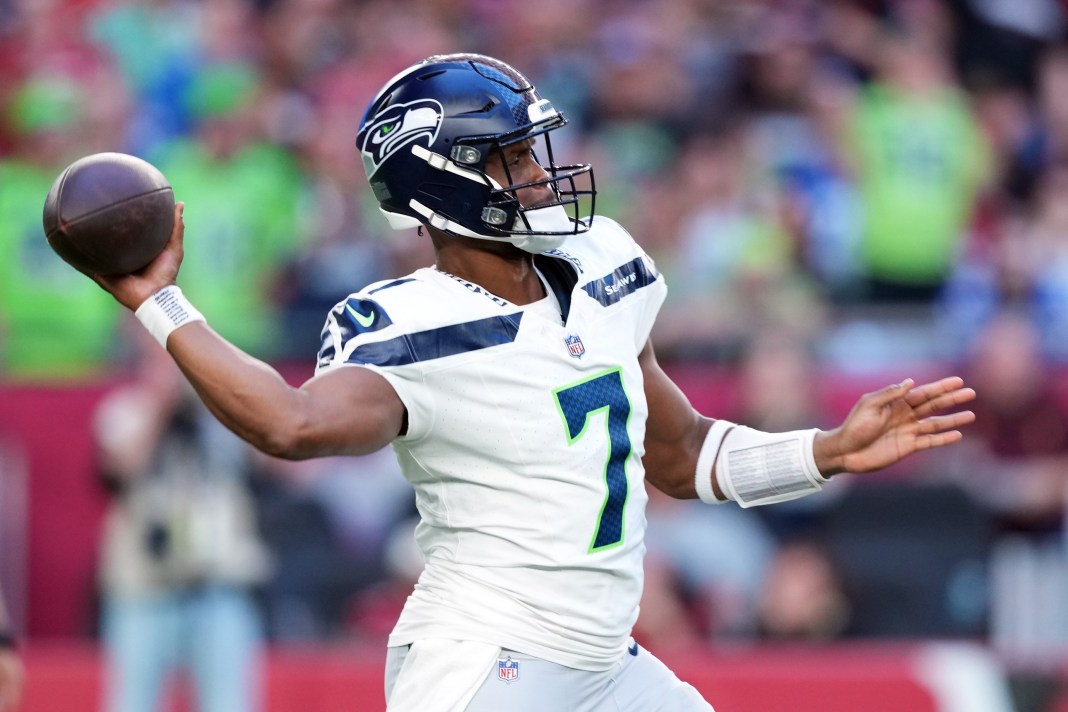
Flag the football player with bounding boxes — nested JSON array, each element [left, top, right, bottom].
[[93, 54, 975, 711]]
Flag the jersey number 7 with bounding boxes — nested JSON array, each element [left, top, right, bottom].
[[554, 368, 633, 553]]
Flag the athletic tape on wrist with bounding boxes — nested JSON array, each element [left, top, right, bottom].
[[694, 420, 735, 504], [134, 285, 205, 348], [715, 427, 826, 508]]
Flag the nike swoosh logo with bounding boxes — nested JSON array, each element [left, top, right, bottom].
[[346, 303, 375, 328], [627, 642, 638, 656]]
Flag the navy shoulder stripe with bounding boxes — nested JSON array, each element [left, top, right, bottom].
[[582, 257, 658, 306], [345, 312, 524, 367], [369, 277, 417, 294]]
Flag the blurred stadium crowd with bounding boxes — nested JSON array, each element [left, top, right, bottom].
[[5, 0, 1068, 707]]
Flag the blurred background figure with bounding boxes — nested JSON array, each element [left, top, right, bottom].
[[152, 60, 308, 362], [638, 487, 777, 649], [0, 0, 133, 381], [945, 309, 1068, 663], [652, 125, 825, 361], [252, 450, 413, 644], [93, 330, 272, 712], [937, 159, 1068, 365], [755, 539, 852, 642], [0, 72, 125, 381], [342, 515, 424, 646], [0, 584, 23, 712], [839, 15, 993, 307]]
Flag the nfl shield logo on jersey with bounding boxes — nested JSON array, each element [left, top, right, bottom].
[[564, 333, 585, 359], [498, 657, 519, 683]]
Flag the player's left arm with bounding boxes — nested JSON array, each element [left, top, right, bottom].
[[639, 339, 977, 502], [639, 339, 715, 499]]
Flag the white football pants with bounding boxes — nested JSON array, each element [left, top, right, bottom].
[[384, 637, 714, 712]]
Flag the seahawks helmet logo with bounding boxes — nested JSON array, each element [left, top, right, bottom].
[[360, 99, 443, 178]]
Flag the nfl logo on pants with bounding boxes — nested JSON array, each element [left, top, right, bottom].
[[498, 657, 519, 683]]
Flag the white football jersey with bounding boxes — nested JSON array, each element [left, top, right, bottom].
[[315, 217, 667, 670]]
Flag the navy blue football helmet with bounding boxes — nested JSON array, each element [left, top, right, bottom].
[[356, 53, 595, 253]]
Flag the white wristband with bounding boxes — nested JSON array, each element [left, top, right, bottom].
[[134, 285, 205, 348], [694, 420, 736, 504], [715, 427, 826, 508]]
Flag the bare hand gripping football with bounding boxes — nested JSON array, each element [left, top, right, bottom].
[[43, 152, 175, 276]]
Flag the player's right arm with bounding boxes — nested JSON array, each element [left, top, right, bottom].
[[94, 203, 406, 460], [168, 325, 405, 458]]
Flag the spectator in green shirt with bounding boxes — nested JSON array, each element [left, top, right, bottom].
[[0, 77, 121, 380], [843, 25, 993, 304], [152, 63, 307, 360]]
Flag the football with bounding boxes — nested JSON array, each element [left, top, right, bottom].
[[42, 152, 175, 276]]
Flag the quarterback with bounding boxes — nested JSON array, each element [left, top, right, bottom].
[[94, 54, 976, 711]]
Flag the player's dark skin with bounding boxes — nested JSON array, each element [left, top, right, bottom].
[[94, 138, 976, 501]]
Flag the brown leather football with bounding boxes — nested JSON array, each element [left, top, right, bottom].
[[43, 152, 174, 276]]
